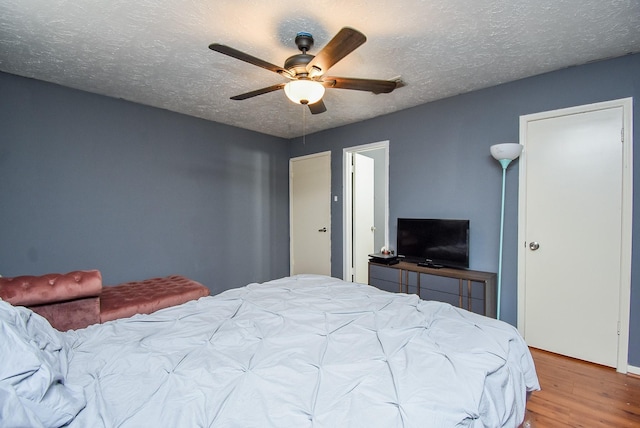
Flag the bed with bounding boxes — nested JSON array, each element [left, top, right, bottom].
[[0, 274, 539, 427]]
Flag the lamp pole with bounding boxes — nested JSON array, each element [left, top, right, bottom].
[[496, 158, 510, 320], [490, 143, 523, 320]]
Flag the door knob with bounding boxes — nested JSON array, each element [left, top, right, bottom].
[[318, 227, 327, 232], [529, 241, 540, 251]]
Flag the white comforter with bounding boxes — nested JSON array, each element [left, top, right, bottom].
[[63, 275, 539, 427]]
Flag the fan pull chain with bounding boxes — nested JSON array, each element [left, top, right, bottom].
[[302, 105, 306, 145]]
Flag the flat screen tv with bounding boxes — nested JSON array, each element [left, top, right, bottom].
[[396, 218, 469, 268]]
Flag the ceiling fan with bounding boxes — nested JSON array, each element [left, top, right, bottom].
[[209, 27, 402, 114]]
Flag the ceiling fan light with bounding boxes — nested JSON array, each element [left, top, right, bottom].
[[284, 80, 325, 105]]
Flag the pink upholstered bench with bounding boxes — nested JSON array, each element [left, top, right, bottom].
[[100, 275, 210, 323], [0, 270, 102, 331]]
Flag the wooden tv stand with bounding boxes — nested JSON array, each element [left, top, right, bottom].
[[368, 260, 496, 318]]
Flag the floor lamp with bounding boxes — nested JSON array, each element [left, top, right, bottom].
[[490, 143, 523, 320]]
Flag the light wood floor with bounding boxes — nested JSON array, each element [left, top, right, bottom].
[[523, 347, 640, 427]]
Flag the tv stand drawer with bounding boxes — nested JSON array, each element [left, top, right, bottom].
[[368, 261, 496, 318]]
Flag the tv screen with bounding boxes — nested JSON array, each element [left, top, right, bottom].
[[396, 218, 469, 268]]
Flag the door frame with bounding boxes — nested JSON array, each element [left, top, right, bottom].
[[343, 141, 390, 281], [289, 150, 332, 276], [517, 97, 633, 373]]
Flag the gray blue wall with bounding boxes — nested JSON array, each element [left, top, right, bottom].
[[291, 53, 640, 367], [1, 53, 638, 366], [0, 73, 291, 293]]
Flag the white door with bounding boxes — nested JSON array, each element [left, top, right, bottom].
[[290, 152, 331, 276], [353, 153, 375, 283], [343, 141, 390, 282], [518, 99, 632, 370]]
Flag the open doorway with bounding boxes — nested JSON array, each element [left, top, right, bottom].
[[343, 141, 389, 283]]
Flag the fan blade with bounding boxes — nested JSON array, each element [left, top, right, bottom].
[[209, 43, 292, 77], [308, 99, 327, 114], [323, 76, 398, 94], [230, 83, 286, 100], [306, 27, 366, 77]]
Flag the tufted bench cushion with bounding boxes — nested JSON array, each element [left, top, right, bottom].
[[100, 275, 210, 323], [0, 270, 102, 331]]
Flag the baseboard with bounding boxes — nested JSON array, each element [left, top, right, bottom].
[[628, 364, 640, 377]]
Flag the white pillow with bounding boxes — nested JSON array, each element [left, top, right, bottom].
[[0, 300, 85, 427]]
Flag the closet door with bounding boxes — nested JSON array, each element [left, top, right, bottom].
[[290, 152, 331, 276], [518, 99, 632, 370]]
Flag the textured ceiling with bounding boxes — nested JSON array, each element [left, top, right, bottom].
[[1, 1, 639, 139]]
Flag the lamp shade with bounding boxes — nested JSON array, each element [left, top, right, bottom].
[[490, 143, 523, 161], [284, 80, 325, 105]]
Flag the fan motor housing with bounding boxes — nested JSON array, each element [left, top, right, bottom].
[[284, 54, 314, 77]]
